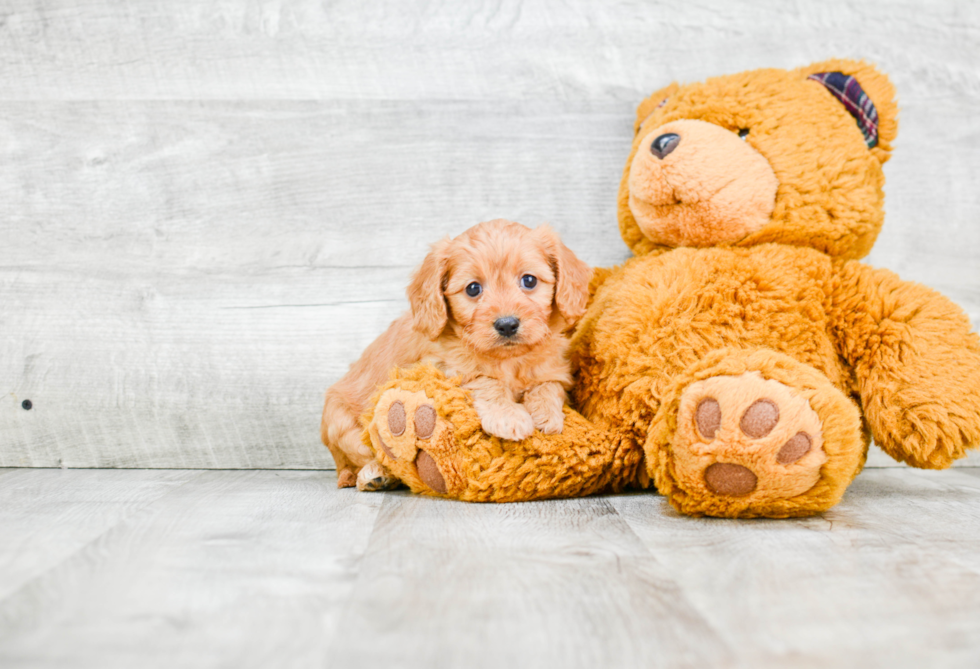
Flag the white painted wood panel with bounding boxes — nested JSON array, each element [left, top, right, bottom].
[[1, 468, 979, 667], [1, 0, 977, 103], [0, 101, 633, 467], [0, 1, 978, 468]]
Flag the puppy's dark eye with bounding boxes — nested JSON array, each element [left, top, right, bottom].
[[465, 282, 482, 298], [521, 275, 537, 289], [738, 128, 750, 140]]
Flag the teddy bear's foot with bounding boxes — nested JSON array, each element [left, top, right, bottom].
[[363, 365, 641, 501], [648, 350, 866, 518], [370, 388, 455, 495], [676, 372, 828, 501]]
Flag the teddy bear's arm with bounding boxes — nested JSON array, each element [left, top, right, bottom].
[[828, 260, 980, 468], [583, 254, 669, 311], [588, 266, 616, 300]]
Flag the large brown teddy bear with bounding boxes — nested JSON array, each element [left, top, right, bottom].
[[363, 59, 980, 518]]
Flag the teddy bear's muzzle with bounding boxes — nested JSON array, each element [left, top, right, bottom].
[[628, 119, 779, 248]]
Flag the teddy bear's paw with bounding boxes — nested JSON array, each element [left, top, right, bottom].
[[673, 371, 829, 502], [369, 388, 453, 495]]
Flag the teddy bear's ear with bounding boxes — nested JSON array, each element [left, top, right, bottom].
[[634, 82, 680, 136], [795, 59, 898, 164]]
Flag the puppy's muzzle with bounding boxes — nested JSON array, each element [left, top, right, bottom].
[[493, 316, 520, 338]]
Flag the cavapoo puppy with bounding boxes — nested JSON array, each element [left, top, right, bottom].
[[321, 219, 591, 491]]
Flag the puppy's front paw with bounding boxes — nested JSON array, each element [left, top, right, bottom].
[[528, 404, 564, 435], [477, 401, 535, 441], [523, 381, 566, 435]]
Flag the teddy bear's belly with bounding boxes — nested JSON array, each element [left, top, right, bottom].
[[573, 245, 853, 427]]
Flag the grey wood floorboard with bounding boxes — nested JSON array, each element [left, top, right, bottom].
[[0, 470, 383, 669], [328, 493, 732, 668], [610, 469, 980, 669], [1, 468, 979, 668], [0, 468, 199, 600]]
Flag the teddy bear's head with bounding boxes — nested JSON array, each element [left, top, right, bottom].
[[619, 59, 898, 260]]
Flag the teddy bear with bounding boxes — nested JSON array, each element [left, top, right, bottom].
[[361, 59, 980, 518]]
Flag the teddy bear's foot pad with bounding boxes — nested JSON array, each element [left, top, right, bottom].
[[370, 388, 452, 494], [676, 371, 828, 501]]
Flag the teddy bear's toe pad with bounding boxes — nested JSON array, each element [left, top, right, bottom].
[[676, 371, 828, 502], [387, 401, 407, 436], [415, 450, 447, 493], [695, 398, 722, 438], [370, 388, 452, 495], [704, 462, 757, 496]]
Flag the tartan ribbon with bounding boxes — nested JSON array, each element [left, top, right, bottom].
[[808, 71, 879, 148]]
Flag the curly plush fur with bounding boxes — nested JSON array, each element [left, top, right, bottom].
[[363, 59, 980, 518]]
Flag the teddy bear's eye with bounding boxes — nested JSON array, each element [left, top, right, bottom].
[[738, 128, 750, 140]]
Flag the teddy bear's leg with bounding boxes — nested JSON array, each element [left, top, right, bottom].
[[363, 365, 643, 502], [647, 349, 866, 518]]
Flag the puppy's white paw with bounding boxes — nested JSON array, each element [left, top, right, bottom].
[[529, 404, 565, 435], [477, 401, 535, 441], [356, 460, 400, 492]]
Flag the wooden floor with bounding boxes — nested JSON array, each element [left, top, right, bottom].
[[1, 467, 979, 668]]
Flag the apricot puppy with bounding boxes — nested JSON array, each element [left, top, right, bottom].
[[320, 219, 591, 490]]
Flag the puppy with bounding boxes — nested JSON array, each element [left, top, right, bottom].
[[320, 219, 591, 491]]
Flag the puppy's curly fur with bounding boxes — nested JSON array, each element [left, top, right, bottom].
[[321, 219, 591, 490]]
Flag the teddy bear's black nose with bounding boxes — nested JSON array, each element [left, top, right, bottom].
[[650, 133, 681, 159]]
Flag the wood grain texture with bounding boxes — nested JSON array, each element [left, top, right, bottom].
[[0, 1, 978, 468], [611, 469, 980, 668], [0, 468, 198, 600], [329, 494, 733, 667], [0, 100, 629, 468], [0, 470, 384, 668], [0, 0, 977, 102], [1, 468, 979, 667]]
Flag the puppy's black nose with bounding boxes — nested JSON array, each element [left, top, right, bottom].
[[494, 316, 520, 338], [650, 133, 680, 159]]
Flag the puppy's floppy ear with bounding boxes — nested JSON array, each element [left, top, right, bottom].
[[534, 225, 591, 327], [407, 237, 452, 340]]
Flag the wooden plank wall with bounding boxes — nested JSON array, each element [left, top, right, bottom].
[[1, 0, 978, 469]]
